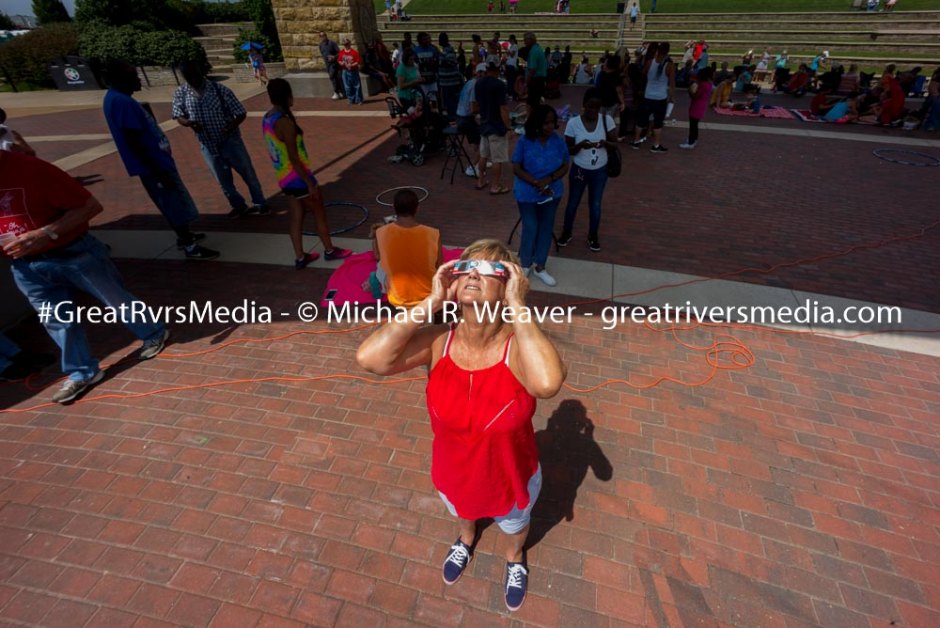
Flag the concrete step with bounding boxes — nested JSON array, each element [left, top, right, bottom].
[[654, 39, 940, 55], [196, 22, 254, 38], [644, 30, 939, 44], [645, 10, 940, 20], [193, 35, 236, 49]]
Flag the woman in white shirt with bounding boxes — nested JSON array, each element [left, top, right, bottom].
[[557, 88, 618, 252]]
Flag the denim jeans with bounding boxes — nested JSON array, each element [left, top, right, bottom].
[[200, 134, 267, 212], [438, 84, 460, 120], [562, 164, 608, 239], [10, 235, 165, 382], [138, 168, 200, 230], [518, 197, 560, 268], [343, 70, 363, 104]]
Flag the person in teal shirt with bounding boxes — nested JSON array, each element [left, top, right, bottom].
[[523, 32, 547, 109], [395, 49, 423, 109]]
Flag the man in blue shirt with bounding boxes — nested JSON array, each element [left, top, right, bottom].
[[103, 61, 218, 260], [413, 32, 440, 100], [173, 61, 268, 220]]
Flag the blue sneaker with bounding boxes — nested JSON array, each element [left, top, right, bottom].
[[504, 560, 528, 611], [441, 539, 473, 585]]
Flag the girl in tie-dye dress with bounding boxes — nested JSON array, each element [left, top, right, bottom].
[[263, 79, 352, 269]]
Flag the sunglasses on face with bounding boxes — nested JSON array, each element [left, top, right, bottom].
[[452, 260, 508, 277]]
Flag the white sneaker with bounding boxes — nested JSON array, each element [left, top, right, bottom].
[[524, 266, 532, 278], [679, 142, 696, 150], [331, 93, 340, 100], [532, 268, 556, 287], [465, 165, 479, 177]]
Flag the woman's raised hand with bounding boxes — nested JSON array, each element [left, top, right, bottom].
[[428, 260, 459, 311], [502, 262, 529, 308]]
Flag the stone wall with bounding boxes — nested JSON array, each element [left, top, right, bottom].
[[137, 66, 181, 87], [272, 0, 378, 72], [232, 61, 288, 82]]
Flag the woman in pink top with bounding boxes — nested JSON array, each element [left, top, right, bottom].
[[680, 66, 714, 150]]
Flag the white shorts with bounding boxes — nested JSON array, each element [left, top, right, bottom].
[[438, 465, 542, 534], [480, 133, 509, 162]]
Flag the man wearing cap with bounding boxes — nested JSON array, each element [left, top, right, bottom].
[[474, 62, 512, 194], [523, 32, 547, 112], [338, 38, 363, 105]]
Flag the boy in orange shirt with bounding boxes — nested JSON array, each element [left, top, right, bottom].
[[369, 189, 442, 307]]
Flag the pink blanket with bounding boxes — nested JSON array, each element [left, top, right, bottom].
[[712, 106, 795, 120], [320, 247, 463, 307]]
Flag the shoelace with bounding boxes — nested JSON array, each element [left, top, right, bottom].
[[447, 544, 470, 567], [506, 564, 527, 589]]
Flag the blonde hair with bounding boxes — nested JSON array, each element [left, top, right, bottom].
[[459, 239, 521, 266]]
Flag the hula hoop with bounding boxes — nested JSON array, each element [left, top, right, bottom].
[[375, 186, 430, 207], [872, 148, 940, 167], [303, 201, 369, 237]]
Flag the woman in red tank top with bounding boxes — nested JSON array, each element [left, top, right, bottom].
[[357, 238, 566, 611]]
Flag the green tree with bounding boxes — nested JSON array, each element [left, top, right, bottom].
[[0, 12, 16, 30], [242, 0, 281, 61], [32, 0, 72, 24], [0, 22, 80, 86]]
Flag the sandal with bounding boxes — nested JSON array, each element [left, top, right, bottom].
[[474, 180, 489, 191], [489, 186, 510, 195]]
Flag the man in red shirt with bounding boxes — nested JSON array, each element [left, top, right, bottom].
[[1, 151, 169, 403], [338, 38, 363, 105]]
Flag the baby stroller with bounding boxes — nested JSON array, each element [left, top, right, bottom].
[[386, 91, 446, 166]]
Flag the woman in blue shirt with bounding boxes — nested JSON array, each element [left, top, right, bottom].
[[512, 104, 570, 287]]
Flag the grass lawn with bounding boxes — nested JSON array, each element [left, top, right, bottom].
[[401, 0, 938, 14]]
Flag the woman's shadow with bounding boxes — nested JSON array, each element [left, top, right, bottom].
[[525, 399, 613, 549]]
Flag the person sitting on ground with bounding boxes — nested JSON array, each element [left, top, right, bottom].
[[675, 59, 695, 88], [897, 66, 923, 97], [735, 64, 755, 93], [783, 64, 811, 96], [365, 189, 442, 306], [0, 108, 35, 156], [822, 95, 859, 123], [754, 47, 772, 83], [875, 65, 906, 125], [916, 67, 940, 130], [713, 61, 733, 85], [710, 74, 735, 109], [837, 63, 861, 95], [810, 88, 838, 116]]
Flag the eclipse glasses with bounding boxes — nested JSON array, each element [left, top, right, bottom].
[[451, 260, 508, 277]]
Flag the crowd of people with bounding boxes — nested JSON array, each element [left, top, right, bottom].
[[2, 15, 938, 613]]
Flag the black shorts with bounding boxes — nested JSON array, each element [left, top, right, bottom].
[[639, 98, 668, 130], [527, 77, 545, 107], [456, 116, 481, 145], [282, 187, 311, 199]]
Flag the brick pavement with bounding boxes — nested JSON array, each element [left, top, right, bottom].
[[1, 85, 939, 626]]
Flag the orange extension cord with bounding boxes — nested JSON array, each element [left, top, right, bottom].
[[2, 217, 939, 414]]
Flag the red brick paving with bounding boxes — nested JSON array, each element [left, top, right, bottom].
[[1, 86, 939, 625]]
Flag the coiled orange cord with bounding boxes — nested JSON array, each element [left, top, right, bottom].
[[2, 216, 938, 412]]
